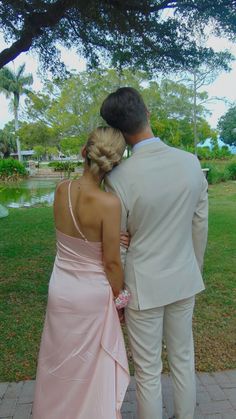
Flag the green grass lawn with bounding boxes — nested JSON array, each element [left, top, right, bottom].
[[0, 181, 236, 381], [193, 181, 236, 372]]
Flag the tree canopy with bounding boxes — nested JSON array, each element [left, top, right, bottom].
[[218, 105, 236, 146], [0, 64, 33, 110], [0, 121, 16, 158], [0, 1, 236, 72], [19, 69, 215, 150]]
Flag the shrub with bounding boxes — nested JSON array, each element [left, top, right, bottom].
[[201, 162, 231, 184], [0, 158, 27, 180], [197, 146, 232, 160], [183, 145, 232, 161], [226, 162, 236, 180], [197, 147, 212, 160], [48, 161, 58, 167], [211, 146, 232, 160], [48, 161, 83, 170], [51, 161, 76, 172]]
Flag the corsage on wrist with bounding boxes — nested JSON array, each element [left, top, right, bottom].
[[114, 289, 131, 309]]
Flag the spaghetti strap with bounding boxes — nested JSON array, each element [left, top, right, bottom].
[[68, 181, 88, 242], [55, 179, 68, 192]]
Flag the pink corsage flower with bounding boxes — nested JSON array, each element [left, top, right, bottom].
[[114, 289, 131, 310]]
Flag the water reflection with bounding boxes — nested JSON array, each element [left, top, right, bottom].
[[0, 179, 59, 208]]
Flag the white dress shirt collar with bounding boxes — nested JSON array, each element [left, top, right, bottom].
[[132, 137, 160, 153]]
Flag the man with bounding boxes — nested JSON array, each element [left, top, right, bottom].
[[100, 87, 208, 419]]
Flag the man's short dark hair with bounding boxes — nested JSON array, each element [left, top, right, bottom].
[[100, 87, 148, 135]]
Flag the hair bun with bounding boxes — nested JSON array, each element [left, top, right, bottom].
[[86, 127, 126, 175], [88, 145, 122, 173]]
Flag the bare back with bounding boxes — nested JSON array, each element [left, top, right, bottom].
[[53, 179, 120, 243]]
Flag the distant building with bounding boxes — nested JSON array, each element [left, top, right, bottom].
[[10, 150, 35, 160]]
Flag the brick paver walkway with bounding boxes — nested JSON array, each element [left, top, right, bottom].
[[0, 371, 236, 418]]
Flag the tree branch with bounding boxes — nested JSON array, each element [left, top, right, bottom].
[[0, 0, 76, 68]]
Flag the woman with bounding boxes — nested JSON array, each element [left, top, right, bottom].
[[32, 127, 130, 419]]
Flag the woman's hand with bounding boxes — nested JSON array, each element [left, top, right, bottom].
[[120, 231, 130, 249], [118, 308, 125, 324]]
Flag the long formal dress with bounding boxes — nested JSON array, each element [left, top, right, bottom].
[[32, 182, 130, 419]]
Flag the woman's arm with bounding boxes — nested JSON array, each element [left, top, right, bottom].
[[104, 175, 129, 267], [102, 195, 124, 298]]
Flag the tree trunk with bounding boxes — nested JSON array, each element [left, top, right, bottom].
[[14, 100, 22, 162]]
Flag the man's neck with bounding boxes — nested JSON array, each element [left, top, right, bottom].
[[125, 127, 155, 147]]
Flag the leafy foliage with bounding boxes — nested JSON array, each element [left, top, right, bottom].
[[18, 122, 55, 150], [33, 145, 45, 162], [196, 146, 232, 161], [227, 161, 236, 180], [200, 159, 236, 184], [0, 158, 27, 180], [23, 69, 216, 150], [0, 1, 236, 72], [24, 69, 148, 142], [49, 161, 76, 172], [218, 105, 236, 146], [0, 64, 33, 107], [0, 122, 16, 158], [60, 137, 82, 156], [0, 64, 33, 160]]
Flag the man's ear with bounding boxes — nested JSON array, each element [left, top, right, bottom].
[[146, 109, 151, 120], [81, 145, 86, 159]]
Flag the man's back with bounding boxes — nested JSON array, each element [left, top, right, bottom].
[[106, 141, 208, 309], [101, 87, 208, 419]]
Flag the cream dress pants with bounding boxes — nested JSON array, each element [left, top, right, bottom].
[[125, 296, 196, 419]]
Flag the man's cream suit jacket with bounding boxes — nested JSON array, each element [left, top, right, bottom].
[[105, 140, 208, 310]]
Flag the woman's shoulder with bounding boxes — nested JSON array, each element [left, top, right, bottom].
[[99, 189, 121, 210], [55, 179, 69, 194]]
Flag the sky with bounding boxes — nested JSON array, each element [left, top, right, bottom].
[[0, 32, 236, 130]]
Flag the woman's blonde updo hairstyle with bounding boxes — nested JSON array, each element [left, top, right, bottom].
[[85, 127, 126, 176]]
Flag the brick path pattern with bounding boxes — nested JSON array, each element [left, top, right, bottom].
[[0, 371, 236, 419]]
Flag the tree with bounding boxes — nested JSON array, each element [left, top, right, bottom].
[[218, 105, 236, 146], [47, 146, 59, 160], [144, 78, 215, 147], [25, 69, 149, 141], [146, 79, 208, 122], [0, 64, 33, 161], [18, 121, 55, 154], [0, 121, 16, 158], [151, 113, 215, 148], [182, 51, 233, 154], [60, 137, 83, 157], [33, 145, 44, 165], [25, 69, 216, 149], [0, 1, 236, 72]]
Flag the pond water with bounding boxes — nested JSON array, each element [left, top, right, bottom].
[[0, 179, 60, 209]]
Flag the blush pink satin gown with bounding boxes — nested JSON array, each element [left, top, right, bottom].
[[32, 181, 130, 419]]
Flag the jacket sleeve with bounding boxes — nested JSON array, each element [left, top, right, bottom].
[[104, 175, 129, 268], [192, 173, 208, 272]]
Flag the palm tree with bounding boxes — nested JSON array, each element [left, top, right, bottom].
[[0, 64, 33, 161]]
